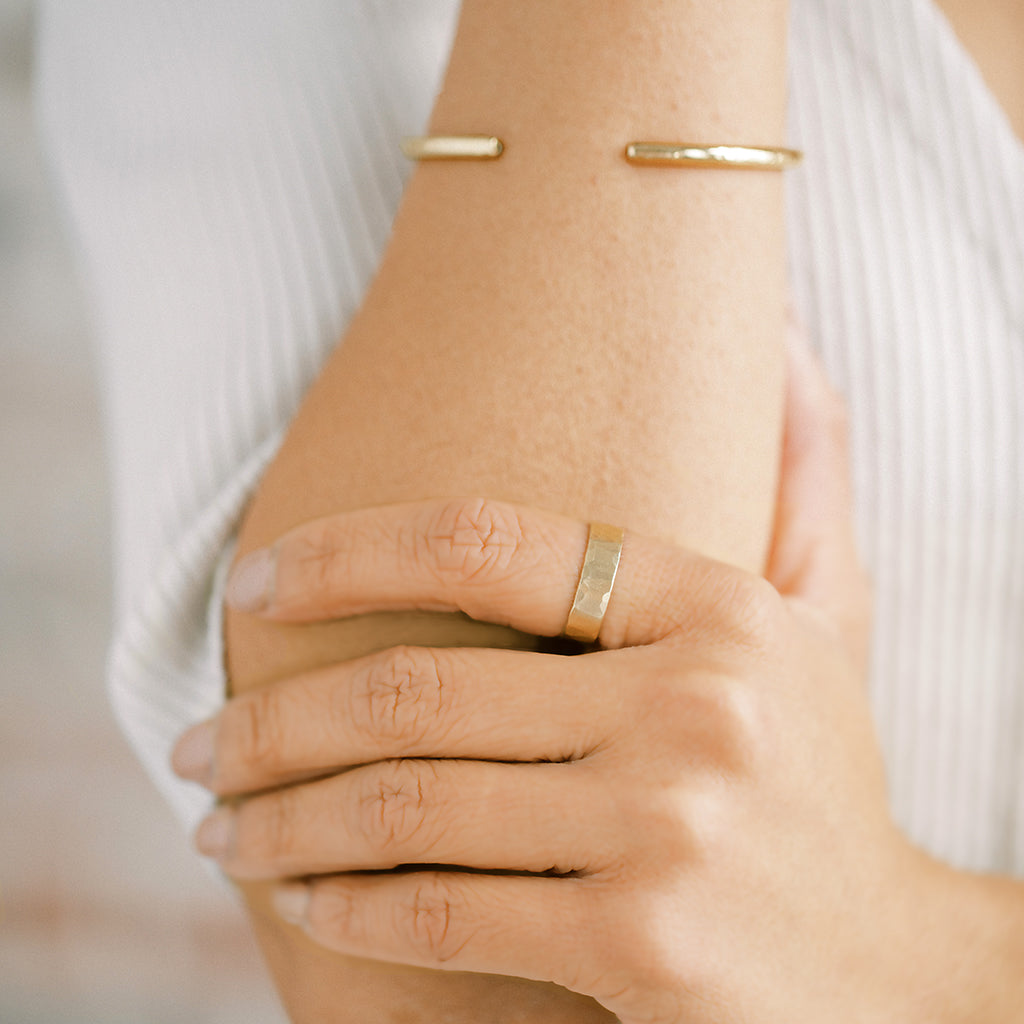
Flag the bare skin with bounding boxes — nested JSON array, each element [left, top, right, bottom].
[[186, 338, 1024, 1023], [222, 1, 789, 1020], [936, 0, 1024, 142], [916, 10, 1024, 1009], [213, 2, 1024, 1020]]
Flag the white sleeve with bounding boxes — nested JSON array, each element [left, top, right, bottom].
[[34, 0, 459, 831]]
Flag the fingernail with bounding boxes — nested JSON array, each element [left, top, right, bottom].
[[195, 807, 234, 860], [171, 719, 216, 785], [225, 547, 276, 612], [273, 882, 310, 926]]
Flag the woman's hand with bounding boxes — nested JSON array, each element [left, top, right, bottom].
[[173, 340, 953, 1023]]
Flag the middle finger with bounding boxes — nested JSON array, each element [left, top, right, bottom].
[[192, 645, 624, 797]]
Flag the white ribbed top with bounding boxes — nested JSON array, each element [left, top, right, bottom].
[[36, 0, 1024, 875]]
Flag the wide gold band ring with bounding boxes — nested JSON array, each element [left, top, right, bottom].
[[564, 523, 625, 644]]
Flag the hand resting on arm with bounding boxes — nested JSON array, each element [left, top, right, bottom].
[[215, 1, 790, 1019], [180, 336, 1024, 1023]]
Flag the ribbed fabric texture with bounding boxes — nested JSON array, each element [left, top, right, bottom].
[[35, 0, 462, 832], [788, 0, 1024, 872], [36, 0, 1024, 875]]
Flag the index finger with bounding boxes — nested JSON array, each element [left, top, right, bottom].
[[225, 497, 768, 649]]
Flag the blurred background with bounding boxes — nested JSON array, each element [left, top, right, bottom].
[[0, 3, 284, 1020]]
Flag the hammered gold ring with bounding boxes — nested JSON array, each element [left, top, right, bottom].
[[564, 523, 625, 644]]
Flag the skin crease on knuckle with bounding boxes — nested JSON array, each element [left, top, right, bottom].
[[670, 678, 767, 783], [576, 888, 699, 1024], [417, 498, 532, 591], [226, 686, 289, 789], [308, 881, 365, 952], [219, 0, 788, 1012], [359, 759, 441, 865], [225, 527, 883, 1020], [349, 646, 448, 755], [402, 874, 474, 966], [617, 647, 762, 790], [291, 519, 355, 607], [699, 570, 784, 659], [240, 786, 304, 877], [307, 875, 480, 969]]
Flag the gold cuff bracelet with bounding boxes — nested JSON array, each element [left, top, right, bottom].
[[400, 135, 504, 160], [623, 142, 803, 170], [401, 136, 802, 170]]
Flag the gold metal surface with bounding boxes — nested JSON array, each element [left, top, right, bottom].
[[624, 142, 803, 170], [564, 523, 625, 644], [401, 135, 505, 160]]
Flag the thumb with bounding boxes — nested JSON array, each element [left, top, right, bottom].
[[766, 324, 871, 666]]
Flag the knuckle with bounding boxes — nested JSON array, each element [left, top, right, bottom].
[[358, 759, 438, 858], [641, 666, 768, 785], [702, 570, 783, 652], [604, 582, 676, 651], [705, 678, 767, 774], [241, 788, 301, 866], [416, 498, 528, 588], [349, 647, 448, 751], [666, 676, 767, 779], [397, 874, 472, 964], [587, 901, 690, 1021], [603, 551, 682, 649], [662, 789, 736, 884], [586, 884, 727, 1021], [309, 882, 363, 946], [292, 519, 354, 601], [601, 978, 689, 1024], [621, 773, 721, 867], [225, 687, 286, 781], [712, 684, 770, 778]]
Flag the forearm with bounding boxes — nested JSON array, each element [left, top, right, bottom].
[[238, 0, 789, 562], [226, 1, 790, 1020]]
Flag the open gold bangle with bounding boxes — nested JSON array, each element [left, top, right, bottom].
[[624, 142, 803, 170], [564, 523, 625, 644], [401, 135, 504, 160], [401, 136, 801, 170]]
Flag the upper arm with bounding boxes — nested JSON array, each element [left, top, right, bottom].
[[225, 2, 789, 1020]]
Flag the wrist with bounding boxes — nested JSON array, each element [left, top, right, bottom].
[[897, 850, 1024, 1024]]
